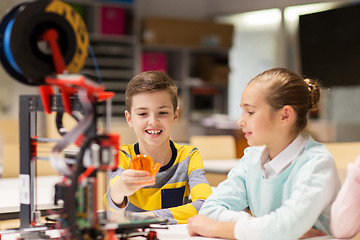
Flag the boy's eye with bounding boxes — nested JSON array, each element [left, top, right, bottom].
[[248, 111, 254, 115], [138, 112, 147, 116], [159, 111, 168, 115]]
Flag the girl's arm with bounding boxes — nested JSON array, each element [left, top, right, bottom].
[[187, 215, 326, 239], [231, 153, 340, 240], [196, 148, 340, 240], [330, 156, 360, 239], [199, 156, 249, 220]]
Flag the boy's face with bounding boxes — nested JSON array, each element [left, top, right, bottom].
[[125, 90, 179, 148]]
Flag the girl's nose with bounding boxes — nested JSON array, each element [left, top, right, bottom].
[[237, 115, 245, 127]]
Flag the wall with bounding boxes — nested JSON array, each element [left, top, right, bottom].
[[208, 0, 348, 15], [217, 0, 360, 142], [138, 0, 345, 18], [2, 0, 360, 142], [228, 30, 279, 120]]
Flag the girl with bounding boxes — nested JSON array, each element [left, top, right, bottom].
[[187, 68, 341, 239]]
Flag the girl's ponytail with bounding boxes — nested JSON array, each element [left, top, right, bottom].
[[304, 78, 320, 111]]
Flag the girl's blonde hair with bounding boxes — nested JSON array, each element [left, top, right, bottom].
[[249, 68, 320, 132]]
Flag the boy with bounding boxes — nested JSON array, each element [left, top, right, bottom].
[[105, 71, 212, 224]]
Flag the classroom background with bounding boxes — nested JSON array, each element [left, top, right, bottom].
[[0, 0, 360, 237]]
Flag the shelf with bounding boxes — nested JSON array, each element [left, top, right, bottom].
[[65, 0, 138, 117], [65, 0, 231, 122], [191, 86, 221, 95], [143, 43, 229, 52], [140, 44, 230, 121]]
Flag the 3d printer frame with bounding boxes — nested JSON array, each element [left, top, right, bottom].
[[18, 94, 86, 229]]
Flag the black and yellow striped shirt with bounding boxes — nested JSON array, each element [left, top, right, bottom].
[[105, 140, 212, 224]]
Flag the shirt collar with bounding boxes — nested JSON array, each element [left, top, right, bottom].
[[262, 134, 307, 178]]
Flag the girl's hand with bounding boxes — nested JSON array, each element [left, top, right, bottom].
[[110, 169, 156, 206], [187, 215, 235, 239], [187, 215, 218, 238]]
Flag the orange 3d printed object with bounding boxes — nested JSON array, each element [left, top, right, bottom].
[[129, 154, 161, 176]]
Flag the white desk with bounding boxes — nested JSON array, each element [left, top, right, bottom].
[[202, 159, 239, 186], [0, 175, 59, 214], [155, 224, 227, 240], [156, 225, 343, 240], [0, 171, 350, 240], [0, 224, 346, 240], [202, 159, 239, 174]]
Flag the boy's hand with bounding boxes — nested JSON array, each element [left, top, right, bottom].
[[110, 169, 156, 206]]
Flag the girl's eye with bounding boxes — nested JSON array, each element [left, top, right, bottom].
[[248, 111, 254, 115]]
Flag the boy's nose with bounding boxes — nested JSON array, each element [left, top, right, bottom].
[[148, 115, 158, 125]]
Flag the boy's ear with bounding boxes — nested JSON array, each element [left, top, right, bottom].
[[280, 105, 295, 124], [125, 110, 133, 127], [173, 107, 180, 122]]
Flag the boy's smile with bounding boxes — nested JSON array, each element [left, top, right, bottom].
[[145, 129, 162, 135]]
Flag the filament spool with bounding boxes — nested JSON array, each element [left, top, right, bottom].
[[0, 0, 89, 85]]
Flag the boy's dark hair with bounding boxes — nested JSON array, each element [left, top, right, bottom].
[[125, 71, 178, 112], [250, 67, 320, 132]]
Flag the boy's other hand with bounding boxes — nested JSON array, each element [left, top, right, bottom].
[[119, 169, 156, 195]]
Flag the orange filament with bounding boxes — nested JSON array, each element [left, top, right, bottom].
[[129, 154, 161, 176]]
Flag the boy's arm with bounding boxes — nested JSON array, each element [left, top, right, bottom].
[[163, 178, 212, 224], [104, 170, 125, 210], [152, 199, 206, 224], [152, 149, 212, 224]]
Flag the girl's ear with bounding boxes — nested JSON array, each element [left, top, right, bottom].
[[280, 105, 295, 124], [125, 110, 133, 127], [173, 107, 180, 123]]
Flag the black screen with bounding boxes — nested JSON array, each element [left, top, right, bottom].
[[299, 3, 360, 87]]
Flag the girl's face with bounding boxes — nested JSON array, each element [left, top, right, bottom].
[[237, 83, 279, 147], [125, 90, 179, 148]]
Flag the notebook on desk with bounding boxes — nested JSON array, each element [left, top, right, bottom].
[[99, 210, 168, 230]]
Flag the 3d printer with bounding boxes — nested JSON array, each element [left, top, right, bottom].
[[0, 0, 166, 239]]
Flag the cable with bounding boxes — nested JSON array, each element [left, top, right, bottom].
[[66, 134, 110, 239], [88, 45, 102, 84], [55, 111, 79, 136]]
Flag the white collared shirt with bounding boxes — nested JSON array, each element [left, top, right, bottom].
[[261, 134, 307, 179]]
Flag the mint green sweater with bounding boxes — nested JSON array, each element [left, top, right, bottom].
[[199, 137, 341, 240]]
